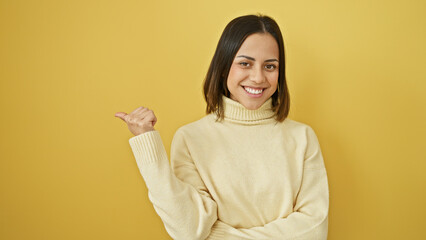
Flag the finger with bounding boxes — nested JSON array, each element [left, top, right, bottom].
[[152, 117, 157, 126], [114, 112, 128, 121], [137, 109, 153, 120], [132, 106, 151, 114], [151, 114, 157, 126], [145, 111, 157, 127], [132, 108, 150, 118]]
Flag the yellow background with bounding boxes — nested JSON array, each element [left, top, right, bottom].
[[1, 0, 425, 239]]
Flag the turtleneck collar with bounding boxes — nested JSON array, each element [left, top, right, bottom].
[[218, 95, 276, 125]]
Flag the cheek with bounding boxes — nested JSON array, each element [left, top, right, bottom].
[[227, 66, 245, 88], [268, 72, 279, 88]]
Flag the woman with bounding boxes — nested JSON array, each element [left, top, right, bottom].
[[115, 14, 329, 240]]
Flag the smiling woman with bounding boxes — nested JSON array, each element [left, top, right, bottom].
[[116, 14, 329, 240], [203, 14, 290, 122], [226, 33, 279, 109]]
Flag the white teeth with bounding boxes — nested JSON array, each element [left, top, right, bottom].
[[244, 86, 263, 94]]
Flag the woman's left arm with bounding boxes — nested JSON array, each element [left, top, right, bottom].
[[206, 126, 330, 240]]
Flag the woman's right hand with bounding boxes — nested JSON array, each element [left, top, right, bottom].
[[114, 107, 157, 136]]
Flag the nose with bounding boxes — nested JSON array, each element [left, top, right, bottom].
[[250, 66, 266, 84]]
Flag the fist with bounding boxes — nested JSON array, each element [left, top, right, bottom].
[[115, 106, 157, 136]]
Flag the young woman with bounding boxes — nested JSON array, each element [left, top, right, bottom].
[[115, 14, 329, 240]]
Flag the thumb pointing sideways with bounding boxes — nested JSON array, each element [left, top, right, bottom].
[[114, 112, 127, 121], [115, 109, 156, 135]]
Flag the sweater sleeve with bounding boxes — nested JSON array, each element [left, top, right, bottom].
[[129, 129, 221, 240], [206, 126, 329, 240]]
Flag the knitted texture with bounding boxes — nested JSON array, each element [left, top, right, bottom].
[[129, 95, 329, 240]]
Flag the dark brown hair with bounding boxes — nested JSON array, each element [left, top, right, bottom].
[[203, 14, 290, 122]]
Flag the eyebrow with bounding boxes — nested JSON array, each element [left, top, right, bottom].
[[236, 55, 279, 62]]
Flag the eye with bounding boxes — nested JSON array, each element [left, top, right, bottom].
[[239, 62, 250, 67], [265, 64, 277, 70]]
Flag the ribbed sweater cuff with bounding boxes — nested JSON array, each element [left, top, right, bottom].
[[207, 227, 226, 240], [128, 130, 167, 166]]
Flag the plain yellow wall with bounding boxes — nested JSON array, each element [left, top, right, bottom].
[[1, 0, 425, 239]]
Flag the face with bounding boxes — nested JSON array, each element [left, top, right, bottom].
[[226, 33, 279, 110]]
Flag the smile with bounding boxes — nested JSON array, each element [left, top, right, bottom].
[[243, 86, 263, 94], [242, 86, 264, 97]]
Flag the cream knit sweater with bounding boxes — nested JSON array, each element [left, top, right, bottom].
[[129, 95, 329, 240]]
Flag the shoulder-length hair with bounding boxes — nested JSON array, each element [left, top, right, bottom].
[[203, 14, 290, 122]]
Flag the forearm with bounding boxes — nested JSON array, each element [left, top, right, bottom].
[[207, 167, 329, 240], [208, 213, 328, 240], [129, 130, 218, 240]]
